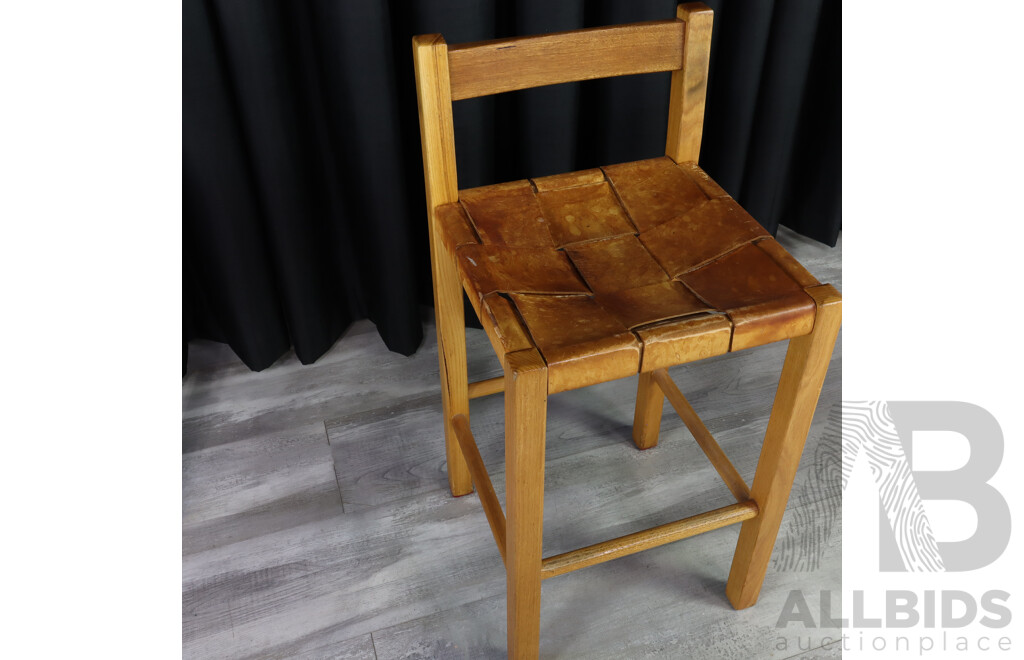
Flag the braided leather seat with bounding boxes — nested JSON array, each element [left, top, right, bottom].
[[439, 156, 820, 393]]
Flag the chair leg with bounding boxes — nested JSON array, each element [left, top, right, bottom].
[[504, 349, 548, 659], [726, 287, 841, 609], [433, 243, 473, 497], [632, 371, 665, 450]]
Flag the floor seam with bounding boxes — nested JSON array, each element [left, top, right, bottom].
[[325, 419, 346, 513]]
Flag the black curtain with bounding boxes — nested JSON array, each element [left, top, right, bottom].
[[184, 0, 840, 372]]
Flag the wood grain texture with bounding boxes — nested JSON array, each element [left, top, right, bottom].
[[413, 34, 472, 496], [468, 375, 504, 399], [503, 349, 548, 659], [631, 371, 664, 450], [182, 423, 341, 555], [447, 20, 684, 101], [541, 500, 758, 579], [183, 228, 841, 659], [280, 633, 377, 660], [665, 3, 713, 163], [413, 35, 458, 205], [183, 321, 438, 455], [727, 284, 842, 609]]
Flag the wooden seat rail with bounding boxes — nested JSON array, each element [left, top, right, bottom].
[[467, 376, 503, 399]]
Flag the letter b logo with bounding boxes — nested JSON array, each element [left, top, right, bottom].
[[844, 401, 1010, 571]]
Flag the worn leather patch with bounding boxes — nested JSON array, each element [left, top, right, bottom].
[[564, 234, 668, 293], [536, 181, 635, 246], [679, 243, 816, 351], [436, 202, 479, 253], [639, 198, 770, 277], [636, 314, 733, 371], [755, 238, 821, 288], [457, 244, 588, 297], [602, 157, 708, 231], [509, 293, 640, 393], [594, 281, 710, 329], [460, 180, 555, 248]]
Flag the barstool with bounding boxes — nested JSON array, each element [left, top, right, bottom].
[[412, 4, 841, 656]]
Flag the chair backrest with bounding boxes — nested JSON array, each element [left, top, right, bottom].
[[413, 2, 712, 212]]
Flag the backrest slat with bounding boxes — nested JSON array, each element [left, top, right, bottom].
[[447, 20, 684, 101]]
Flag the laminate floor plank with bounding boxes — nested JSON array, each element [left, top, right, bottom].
[[183, 489, 509, 659], [182, 422, 342, 555]]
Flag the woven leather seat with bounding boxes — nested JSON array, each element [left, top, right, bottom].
[[412, 4, 840, 657], [440, 156, 820, 393]]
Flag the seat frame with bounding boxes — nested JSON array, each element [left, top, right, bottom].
[[412, 4, 841, 657]]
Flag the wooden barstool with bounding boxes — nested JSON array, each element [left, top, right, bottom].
[[412, 3, 841, 657]]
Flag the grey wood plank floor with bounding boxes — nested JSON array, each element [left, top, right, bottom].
[[184, 227, 842, 659]]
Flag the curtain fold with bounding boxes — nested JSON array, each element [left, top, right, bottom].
[[183, 0, 841, 372]]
